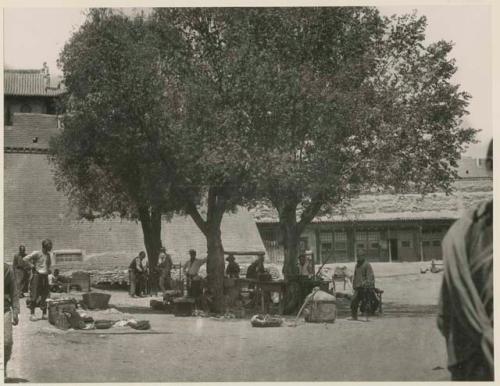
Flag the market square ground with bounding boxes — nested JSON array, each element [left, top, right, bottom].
[[4, 263, 450, 382]]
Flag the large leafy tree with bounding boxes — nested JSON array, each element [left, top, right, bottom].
[[50, 10, 179, 268], [232, 8, 476, 311]]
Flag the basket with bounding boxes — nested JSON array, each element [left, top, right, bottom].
[[82, 292, 111, 309], [250, 314, 283, 327]]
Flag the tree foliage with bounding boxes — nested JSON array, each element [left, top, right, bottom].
[[51, 8, 476, 313], [51, 9, 177, 265]]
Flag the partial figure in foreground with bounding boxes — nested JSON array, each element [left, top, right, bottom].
[[23, 238, 53, 321], [4, 263, 20, 379], [438, 139, 493, 381]]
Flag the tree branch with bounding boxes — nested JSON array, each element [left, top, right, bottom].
[[297, 194, 324, 235], [184, 200, 208, 236]]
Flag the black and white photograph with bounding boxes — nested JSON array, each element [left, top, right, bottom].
[[2, 1, 494, 383]]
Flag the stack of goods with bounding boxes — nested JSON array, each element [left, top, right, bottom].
[[303, 288, 336, 323], [150, 291, 178, 313]]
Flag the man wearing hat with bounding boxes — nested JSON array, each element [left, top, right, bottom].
[[225, 254, 240, 278], [183, 249, 207, 296], [350, 250, 376, 320], [158, 247, 173, 295]]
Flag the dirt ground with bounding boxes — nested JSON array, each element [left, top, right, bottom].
[[4, 262, 451, 382]]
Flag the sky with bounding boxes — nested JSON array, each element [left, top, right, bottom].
[[2, 5, 493, 157]]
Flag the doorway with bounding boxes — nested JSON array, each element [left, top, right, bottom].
[[390, 239, 399, 261]]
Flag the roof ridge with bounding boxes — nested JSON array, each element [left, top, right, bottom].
[[5, 68, 43, 74]]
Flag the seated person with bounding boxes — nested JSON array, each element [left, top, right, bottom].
[[246, 254, 266, 280], [225, 254, 240, 278], [48, 269, 64, 293]]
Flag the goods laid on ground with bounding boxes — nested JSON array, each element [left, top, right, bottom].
[[94, 320, 115, 329], [250, 314, 283, 327], [128, 320, 151, 330], [420, 259, 444, 274], [82, 292, 111, 309]]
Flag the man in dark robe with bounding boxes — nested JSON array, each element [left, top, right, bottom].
[[13, 245, 29, 297], [349, 251, 376, 320]]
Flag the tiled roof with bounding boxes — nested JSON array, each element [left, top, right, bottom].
[[250, 184, 493, 224], [4, 68, 65, 97], [4, 114, 61, 150]]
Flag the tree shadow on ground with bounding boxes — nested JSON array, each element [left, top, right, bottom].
[[5, 378, 29, 383], [111, 305, 168, 315], [335, 299, 438, 318]]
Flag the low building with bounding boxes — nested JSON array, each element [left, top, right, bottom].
[[251, 173, 492, 264]]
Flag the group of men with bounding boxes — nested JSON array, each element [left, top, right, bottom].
[[128, 248, 174, 297]]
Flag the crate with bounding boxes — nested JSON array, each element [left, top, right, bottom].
[[82, 292, 111, 309], [48, 299, 77, 326], [71, 271, 91, 292], [173, 297, 195, 316]]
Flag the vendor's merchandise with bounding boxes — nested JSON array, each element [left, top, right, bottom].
[[128, 320, 151, 330], [250, 314, 283, 327], [82, 292, 111, 309], [47, 298, 77, 326], [94, 320, 114, 329], [173, 297, 195, 316], [303, 288, 336, 323]]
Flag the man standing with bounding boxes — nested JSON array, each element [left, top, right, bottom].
[[158, 248, 173, 294], [4, 263, 20, 379], [437, 139, 493, 381], [23, 238, 53, 321], [13, 245, 29, 298], [183, 249, 207, 296], [225, 254, 240, 278], [298, 254, 314, 278], [350, 252, 375, 320], [129, 251, 146, 297]]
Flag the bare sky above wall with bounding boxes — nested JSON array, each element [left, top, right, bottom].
[[3, 5, 492, 157]]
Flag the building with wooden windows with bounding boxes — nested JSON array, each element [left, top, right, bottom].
[[251, 173, 492, 264]]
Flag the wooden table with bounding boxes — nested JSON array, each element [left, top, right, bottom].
[[257, 280, 288, 314], [234, 278, 288, 314]]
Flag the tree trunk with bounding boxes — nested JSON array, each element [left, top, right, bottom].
[[206, 225, 225, 313], [138, 206, 163, 268], [184, 188, 227, 314], [278, 202, 302, 314]]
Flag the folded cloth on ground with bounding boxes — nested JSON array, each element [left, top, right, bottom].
[[94, 320, 114, 329], [128, 320, 151, 330]]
